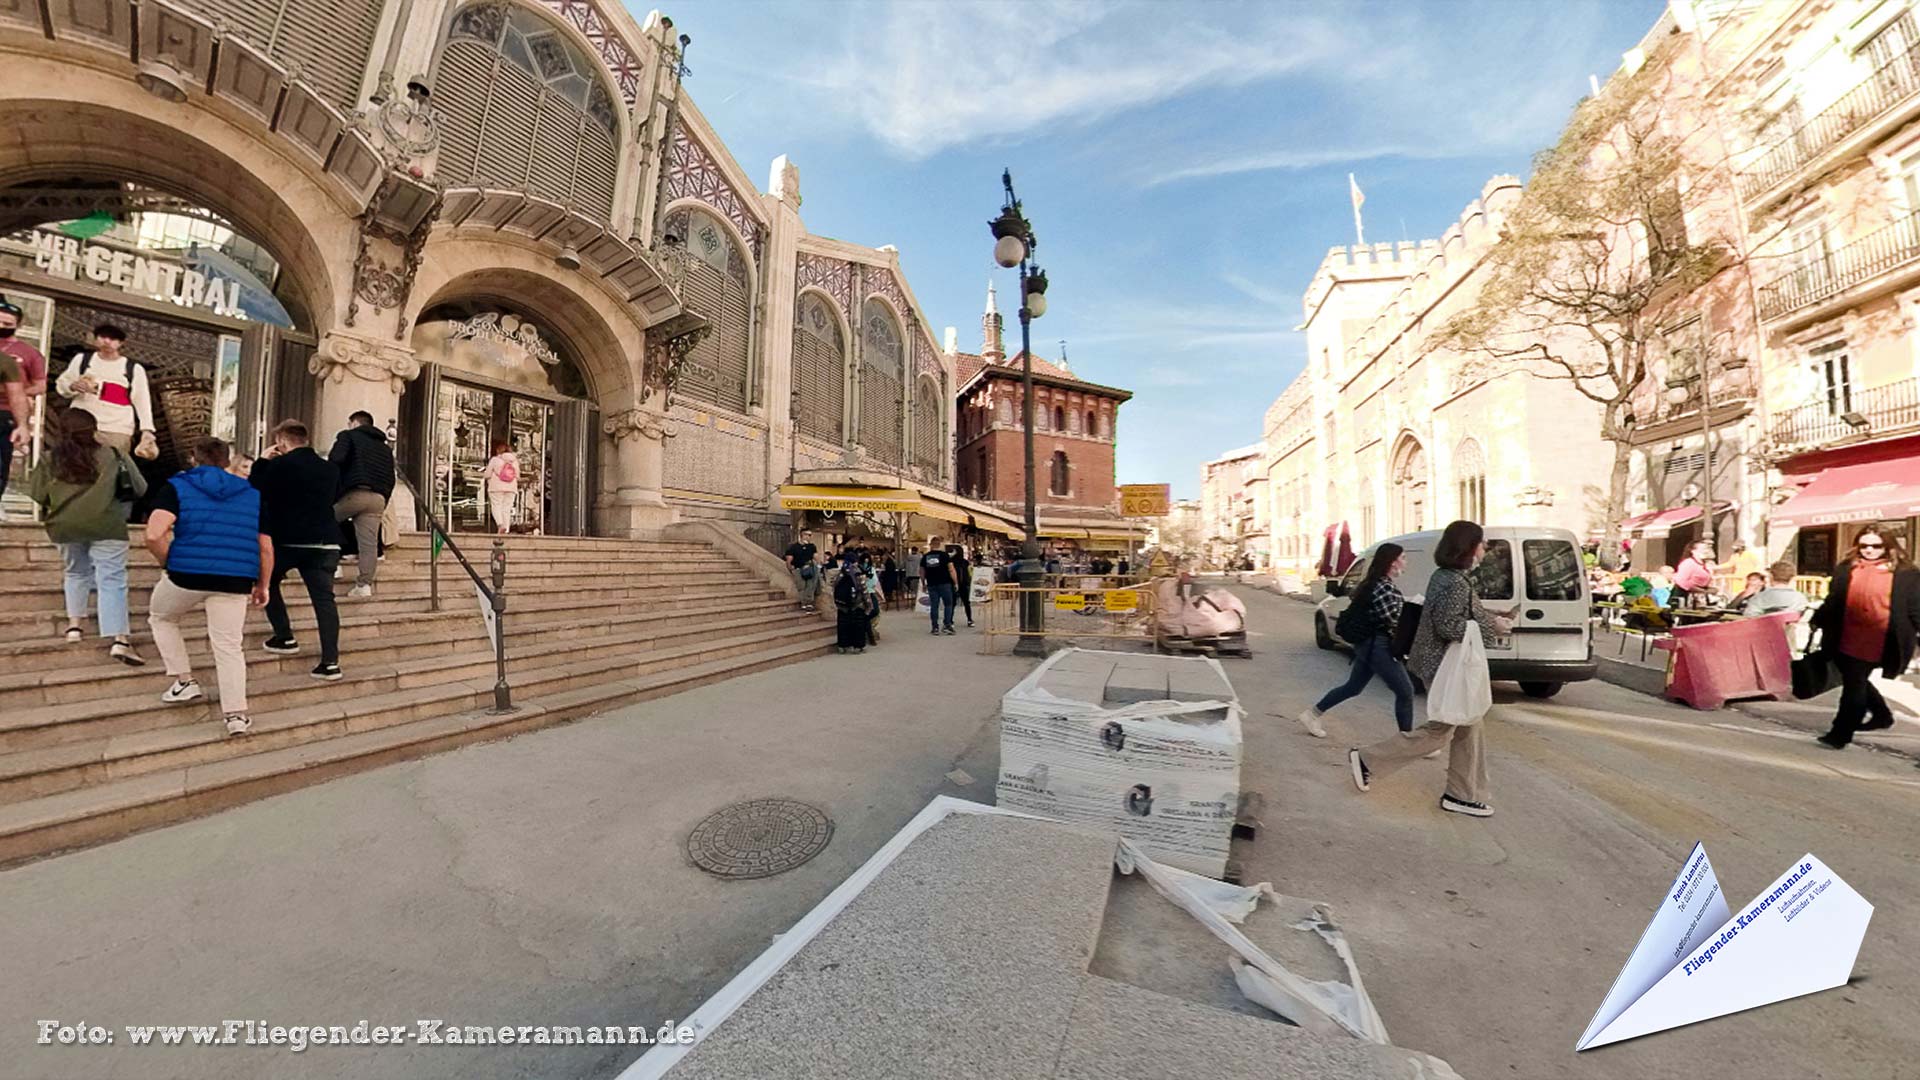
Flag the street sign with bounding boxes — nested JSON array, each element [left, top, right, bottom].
[[1054, 593, 1088, 611], [1103, 590, 1140, 613], [1118, 483, 1170, 517]]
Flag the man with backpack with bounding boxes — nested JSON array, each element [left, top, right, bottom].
[[55, 324, 155, 458], [328, 411, 395, 598], [785, 529, 820, 612], [251, 420, 344, 680]]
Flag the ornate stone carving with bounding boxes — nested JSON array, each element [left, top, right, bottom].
[[446, 312, 561, 367], [310, 332, 421, 393], [1515, 484, 1556, 507], [603, 408, 674, 443], [662, 128, 765, 264], [796, 252, 853, 319], [376, 89, 441, 158], [535, 0, 642, 102], [641, 311, 712, 408], [345, 174, 446, 338]]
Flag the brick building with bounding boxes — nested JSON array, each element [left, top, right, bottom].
[[949, 284, 1140, 558]]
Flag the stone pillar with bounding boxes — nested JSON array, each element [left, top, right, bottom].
[[311, 330, 420, 528], [762, 157, 803, 490], [603, 407, 679, 537]]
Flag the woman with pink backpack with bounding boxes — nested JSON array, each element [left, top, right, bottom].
[[483, 439, 520, 534]]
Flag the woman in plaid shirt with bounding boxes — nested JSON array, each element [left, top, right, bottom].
[[1298, 542, 1414, 737]]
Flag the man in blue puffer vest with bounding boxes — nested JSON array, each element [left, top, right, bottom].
[[144, 436, 273, 737]]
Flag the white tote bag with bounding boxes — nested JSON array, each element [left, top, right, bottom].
[[1427, 623, 1493, 726]]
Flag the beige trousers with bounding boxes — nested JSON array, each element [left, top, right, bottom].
[[1357, 720, 1490, 805], [97, 431, 132, 454], [148, 576, 251, 713]]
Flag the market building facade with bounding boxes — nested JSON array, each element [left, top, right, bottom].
[[0, 0, 964, 542]]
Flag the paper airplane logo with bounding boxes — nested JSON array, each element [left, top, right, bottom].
[[1577, 844, 1871, 1050]]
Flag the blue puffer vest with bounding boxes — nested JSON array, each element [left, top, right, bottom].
[[167, 466, 261, 579]]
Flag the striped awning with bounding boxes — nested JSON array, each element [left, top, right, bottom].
[[777, 485, 921, 512]]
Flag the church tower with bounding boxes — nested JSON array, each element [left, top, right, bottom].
[[981, 280, 1005, 364]]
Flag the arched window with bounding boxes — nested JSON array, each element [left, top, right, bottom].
[[1050, 450, 1071, 496], [792, 293, 845, 443], [912, 373, 943, 472], [1086, 409, 1097, 437], [436, 2, 621, 219], [1053, 405, 1066, 431], [666, 206, 753, 412], [859, 299, 905, 462], [1390, 436, 1428, 534], [1455, 438, 1488, 523]]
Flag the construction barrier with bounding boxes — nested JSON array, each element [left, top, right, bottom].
[[979, 583, 1157, 653]]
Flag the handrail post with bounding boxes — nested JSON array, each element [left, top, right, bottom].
[[429, 527, 441, 612], [490, 537, 511, 713]]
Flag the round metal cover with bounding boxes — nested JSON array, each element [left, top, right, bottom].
[[687, 798, 834, 879]]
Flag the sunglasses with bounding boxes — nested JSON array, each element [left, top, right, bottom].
[[1858, 541, 1885, 550]]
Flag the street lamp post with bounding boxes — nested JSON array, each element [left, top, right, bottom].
[[1667, 313, 1720, 555], [991, 170, 1051, 656]]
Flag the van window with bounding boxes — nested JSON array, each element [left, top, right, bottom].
[[1469, 540, 1514, 600], [1524, 539, 1584, 601], [1341, 558, 1370, 590]]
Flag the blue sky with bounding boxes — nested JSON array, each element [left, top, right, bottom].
[[638, 0, 1668, 498]]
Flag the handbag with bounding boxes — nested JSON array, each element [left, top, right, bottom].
[[1791, 630, 1831, 700], [112, 450, 141, 502], [1427, 623, 1493, 726]]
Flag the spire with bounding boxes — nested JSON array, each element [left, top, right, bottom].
[[981, 278, 1005, 363]]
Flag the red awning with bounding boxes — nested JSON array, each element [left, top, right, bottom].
[[1618, 503, 1729, 539], [1773, 458, 1920, 529]]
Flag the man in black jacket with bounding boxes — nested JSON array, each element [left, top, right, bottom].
[[329, 410, 395, 597], [253, 420, 345, 680]]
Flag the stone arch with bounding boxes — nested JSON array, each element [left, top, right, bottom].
[[0, 88, 357, 337], [662, 199, 756, 413], [1389, 432, 1429, 535], [792, 286, 849, 445]]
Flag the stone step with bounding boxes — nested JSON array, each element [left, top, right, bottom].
[[0, 607, 817, 799], [0, 634, 832, 867], [0, 594, 808, 711], [0, 575, 784, 628], [0, 540, 729, 569]]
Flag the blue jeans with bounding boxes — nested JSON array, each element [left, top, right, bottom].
[[928, 582, 956, 629], [61, 539, 132, 638], [1315, 634, 1415, 732]]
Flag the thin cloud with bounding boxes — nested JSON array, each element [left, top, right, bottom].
[[1144, 145, 1462, 189]]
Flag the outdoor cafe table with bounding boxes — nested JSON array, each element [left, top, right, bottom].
[[1652, 610, 1799, 710]]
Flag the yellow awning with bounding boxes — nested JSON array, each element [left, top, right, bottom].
[[778, 484, 921, 512], [912, 498, 972, 526]]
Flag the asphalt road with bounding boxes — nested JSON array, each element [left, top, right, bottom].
[[1229, 584, 1920, 1078]]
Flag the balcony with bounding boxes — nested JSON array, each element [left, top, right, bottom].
[[1770, 377, 1920, 452], [1739, 42, 1920, 204], [1756, 208, 1920, 323]]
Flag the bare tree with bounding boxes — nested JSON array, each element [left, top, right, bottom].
[[1430, 41, 1751, 565]]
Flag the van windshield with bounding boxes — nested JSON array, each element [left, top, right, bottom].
[[1525, 539, 1584, 601], [1468, 540, 1514, 600]]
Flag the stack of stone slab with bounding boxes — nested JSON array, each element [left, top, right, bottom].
[[997, 649, 1241, 878], [637, 806, 1460, 1080]]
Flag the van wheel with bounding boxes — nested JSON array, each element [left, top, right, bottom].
[[1314, 615, 1335, 650], [1520, 681, 1563, 699]]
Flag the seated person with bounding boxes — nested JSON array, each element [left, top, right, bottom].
[[1728, 571, 1767, 610], [1742, 561, 1810, 618], [1618, 576, 1670, 632], [1648, 566, 1675, 608]]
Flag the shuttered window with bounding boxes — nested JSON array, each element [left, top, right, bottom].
[[435, 3, 620, 221], [859, 299, 904, 463], [666, 207, 752, 413], [912, 374, 941, 471], [196, 0, 381, 112], [793, 293, 845, 443]]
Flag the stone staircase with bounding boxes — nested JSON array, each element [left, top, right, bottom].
[[0, 522, 829, 864]]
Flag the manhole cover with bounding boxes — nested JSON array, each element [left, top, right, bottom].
[[687, 798, 833, 879]]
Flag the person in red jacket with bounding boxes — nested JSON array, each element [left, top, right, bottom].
[[1812, 531, 1920, 749]]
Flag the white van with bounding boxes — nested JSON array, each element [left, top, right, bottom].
[[1313, 526, 1595, 698]]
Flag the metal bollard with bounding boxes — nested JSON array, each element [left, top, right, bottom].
[[490, 537, 512, 713]]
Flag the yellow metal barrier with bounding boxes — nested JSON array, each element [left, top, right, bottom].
[[1794, 575, 1830, 600], [979, 583, 1157, 653]]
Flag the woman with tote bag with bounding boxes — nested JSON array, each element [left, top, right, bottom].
[[29, 408, 148, 665], [1347, 520, 1515, 818]]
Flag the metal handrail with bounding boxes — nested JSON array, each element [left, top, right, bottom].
[[396, 468, 512, 713], [1756, 207, 1920, 320], [1769, 377, 1920, 449], [1740, 39, 1920, 200]]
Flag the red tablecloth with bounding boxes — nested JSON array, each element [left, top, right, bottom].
[[1653, 611, 1799, 710]]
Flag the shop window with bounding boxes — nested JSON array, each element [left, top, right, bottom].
[[666, 206, 753, 413], [858, 299, 905, 462], [792, 293, 845, 444], [436, 3, 621, 220]]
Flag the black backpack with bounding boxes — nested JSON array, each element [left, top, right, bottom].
[[1335, 582, 1374, 642]]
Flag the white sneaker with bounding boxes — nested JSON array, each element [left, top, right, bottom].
[[161, 679, 205, 704], [224, 714, 252, 736], [348, 584, 373, 598], [1297, 707, 1327, 738]]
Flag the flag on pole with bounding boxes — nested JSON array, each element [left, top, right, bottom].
[[1349, 173, 1366, 246]]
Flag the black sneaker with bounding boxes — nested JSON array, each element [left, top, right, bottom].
[[263, 637, 300, 655], [931, 627, 941, 635], [943, 626, 957, 635], [1857, 717, 1895, 732], [1440, 794, 1494, 817], [311, 663, 343, 682], [1815, 733, 1849, 750]]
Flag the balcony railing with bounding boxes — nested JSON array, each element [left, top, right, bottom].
[[1739, 41, 1920, 200], [1757, 208, 1920, 320], [1770, 377, 1920, 450]]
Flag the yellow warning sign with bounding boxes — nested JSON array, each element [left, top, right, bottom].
[[1118, 483, 1171, 517], [1054, 593, 1088, 611], [1103, 590, 1140, 613]]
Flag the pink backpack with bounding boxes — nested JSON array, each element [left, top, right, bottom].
[[496, 455, 518, 484]]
